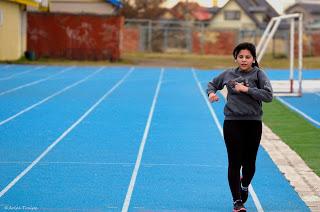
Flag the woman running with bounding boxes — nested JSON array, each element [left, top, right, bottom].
[[207, 42, 273, 212]]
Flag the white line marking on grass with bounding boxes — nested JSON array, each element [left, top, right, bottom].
[[0, 66, 45, 81], [0, 67, 104, 126], [0, 66, 74, 97], [0, 67, 134, 198], [122, 68, 164, 212], [277, 96, 320, 127], [191, 68, 264, 212]]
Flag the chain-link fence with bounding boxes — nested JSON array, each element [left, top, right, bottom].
[[125, 19, 196, 53], [124, 19, 320, 57]]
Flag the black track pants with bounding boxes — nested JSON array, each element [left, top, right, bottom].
[[223, 120, 262, 201]]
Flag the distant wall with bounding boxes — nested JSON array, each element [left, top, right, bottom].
[[122, 27, 238, 55], [27, 12, 124, 60], [192, 30, 237, 55], [310, 31, 320, 56], [122, 25, 320, 57], [123, 27, 140, 53]]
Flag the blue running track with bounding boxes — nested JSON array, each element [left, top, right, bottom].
[[0, 64, 314, 211]]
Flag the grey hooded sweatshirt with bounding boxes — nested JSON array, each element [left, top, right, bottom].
[[207, 66, 273, 120]]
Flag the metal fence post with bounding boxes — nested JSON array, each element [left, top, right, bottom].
[[200, 23, 204, 54], [148, 20, 152, 51], [164, 27, 168, 52]]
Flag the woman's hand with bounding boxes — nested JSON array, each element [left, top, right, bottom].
[[209, 92, 219, 102], [234, 82, 249, 93]]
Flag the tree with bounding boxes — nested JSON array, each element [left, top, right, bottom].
[[120, 0, 167, 19]]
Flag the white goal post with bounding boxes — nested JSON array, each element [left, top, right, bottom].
[[257, 13, 303, 96]]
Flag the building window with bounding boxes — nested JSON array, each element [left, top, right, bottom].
[[224, 10, 241, 20]]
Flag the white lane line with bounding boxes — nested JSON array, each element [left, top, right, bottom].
[[0, 161, 214, 168], [122, 68, 164, 212], [0, 66, 45, 81], [0, 161, 134, 166], [277, 96, 320, 127], [0, 66, 74, 97], [191, 69, 222, 134], [0, 65, 12, 70], [0, 67, 104, 126], [0, 67, 134, 198], [191, 68, 264, 212]]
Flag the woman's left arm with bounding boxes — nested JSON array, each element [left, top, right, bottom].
[[247, 70, 273, 102]]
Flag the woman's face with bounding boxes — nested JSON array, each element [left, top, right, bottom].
[[236, 49, 254, 71]]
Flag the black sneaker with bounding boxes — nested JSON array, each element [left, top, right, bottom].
[[233, 200, 246, 212]]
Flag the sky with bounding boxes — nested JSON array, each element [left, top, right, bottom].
[[164, 0, 297, 14]]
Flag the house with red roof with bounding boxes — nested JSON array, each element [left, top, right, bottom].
[[160, 2, 214, 22]]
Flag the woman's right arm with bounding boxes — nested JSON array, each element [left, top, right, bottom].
[[207, 71, 226, 95], [207, 71, 226, 102]]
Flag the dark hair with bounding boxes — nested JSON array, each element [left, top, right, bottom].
[[233, 42, 259, 68]]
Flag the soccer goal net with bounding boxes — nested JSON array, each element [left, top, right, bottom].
[[257, 13, 303, 96]]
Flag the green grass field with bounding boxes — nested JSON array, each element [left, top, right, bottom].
[[263, 99, 320, 176]]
